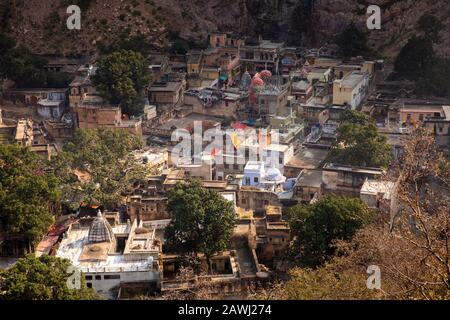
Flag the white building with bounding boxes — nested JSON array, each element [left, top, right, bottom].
[[243, 161, 287, 191], [360, 179, 396, 210], [243, 161, 265, 186], [262, 143, 294, 173], [37, 91, 66, 119], [56, 211, 167, 298]]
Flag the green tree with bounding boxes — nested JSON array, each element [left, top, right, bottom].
[[288, 195, 373, 267], [0, 33, 15, 55], [417, 13, 443, 44], [99, 33, 153, 56], [332, 110, 392, 168], [0, 144, 59, 246], [165, 179, 236, 270], [0, 45, 48, 87], [337, 23, 373, 58], [93, 50, 150, 116], [0, 255, 99, 300], [394, 36, 434, 81], [416, 57, 450, 97], [52, 128, 143, 210]]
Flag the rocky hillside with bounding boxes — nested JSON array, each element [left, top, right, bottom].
[[1, 0, 449, 58]]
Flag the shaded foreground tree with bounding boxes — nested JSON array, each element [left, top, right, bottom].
[[331, 110, 392, 168], [288, 195, 373, 267], [164, 180, 236, 271], [0, 144, 59, 247], [0, 255, 99, 300]]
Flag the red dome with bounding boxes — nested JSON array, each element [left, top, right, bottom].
[[251, 77, 264, 86], [260, 70, 272, 78]]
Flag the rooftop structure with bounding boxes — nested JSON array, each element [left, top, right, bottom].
[[360, 179, 396, 210], [56, 211, 164, 296]]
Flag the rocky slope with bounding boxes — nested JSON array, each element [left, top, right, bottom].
[[2, 0, 449, 58]]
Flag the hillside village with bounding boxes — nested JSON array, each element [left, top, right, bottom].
[[0, 5, 449, 301]]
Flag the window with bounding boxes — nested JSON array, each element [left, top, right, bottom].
[[86, 283, 92, 288], [95, 275, 101, 280], [254, 177, 259, 183], [419, 114, 424, 121], [104, 274, 121, 280], [85, 275, 93, 281]]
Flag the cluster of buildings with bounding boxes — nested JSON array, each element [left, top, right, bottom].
[[1, 31, 449, 299]]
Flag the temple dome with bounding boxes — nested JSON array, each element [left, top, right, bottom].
[[88, 210, 113, 243], [260, 70, 272, 78], [251, 77, 264, 86], [265, 167, 284, 182], [240, 71, 252, 91]]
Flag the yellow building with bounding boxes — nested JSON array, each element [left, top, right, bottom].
[[332, 72, 369, 109], [187, 51, 203, 76], [399, 105, 443, 124]]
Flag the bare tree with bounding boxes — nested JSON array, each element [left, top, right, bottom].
[[261, 129, 450, 300], [336, 128, 450, 299]]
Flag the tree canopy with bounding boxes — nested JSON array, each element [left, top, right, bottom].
[[393, 14, 449, 98], [288, 195, 373, 267], [394, 34, 450, 97], [52, 128, 144, 210], [0, 144, 60, 246], [164, 179, 236, 267], [417, 13, 444, 44], [331, 110, 392, 168], [394, 36, 435, 81], [336, 23, 374, 58], [98, 33, 153, 56], [93, 50, 150, 116], [0, 255, 99, 300], [0, 33, 71, 88]]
